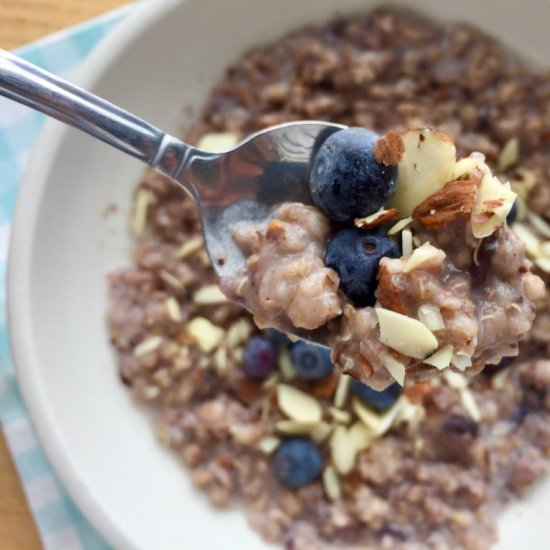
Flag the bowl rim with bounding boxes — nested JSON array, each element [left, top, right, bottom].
[[7, 1, 182, 548]]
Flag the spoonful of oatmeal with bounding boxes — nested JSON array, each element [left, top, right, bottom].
[[219, 126, 545, 389], [0, 50, 544, 390]]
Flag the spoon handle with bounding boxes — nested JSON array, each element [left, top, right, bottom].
[[0, 49, 199, 198]]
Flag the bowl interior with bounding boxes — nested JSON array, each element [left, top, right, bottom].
[[8, 0, 550, 548]]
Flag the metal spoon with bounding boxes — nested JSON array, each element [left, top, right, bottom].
[[0, 49, 344, 343]]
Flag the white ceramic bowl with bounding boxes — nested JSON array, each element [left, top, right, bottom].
[[8, 0, 550, 548]]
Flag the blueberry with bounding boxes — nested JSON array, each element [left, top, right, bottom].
[[309, 127, 397, 224], [273, 438, 323, 488], [243, 336, 278, 379], [290, 341, 334, 380], [325, 228, 401, 307], [506, 201, 518, 225], [350, 379, 402, 411]]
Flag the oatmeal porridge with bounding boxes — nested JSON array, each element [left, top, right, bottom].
[[107, 9, 550, 550]]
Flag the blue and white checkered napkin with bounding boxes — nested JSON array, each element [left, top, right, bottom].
[[0, 6, 135, 549]]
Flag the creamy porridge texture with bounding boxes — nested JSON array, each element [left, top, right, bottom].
[[107, 10, 550, 550]]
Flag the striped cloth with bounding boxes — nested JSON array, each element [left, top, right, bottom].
[[0, 6, 135, 548]]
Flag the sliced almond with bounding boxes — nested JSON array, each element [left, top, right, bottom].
[[471, 172, 516, 238], [412, 179, 477, 228], [165, 297, 182, 322], [403, 242, 446, 273], [376, 307, 438, 359], [460, 388, 481, 422], [348, 421, 375, 452], [160, 270, 183, 290], [310, 421, 333, 444], [187, 317, 225, 353], [274, 420, 331, 443], [513, 223, 541, 257], [330, 426, 356, 475], [197, 132, 239, 152], [277, 384, 322, 423], [387, 217, 413, 235], [322, 465, 342, 501], [275, 420, 317, 436], [226, 319, 254, 347], [257, 436, 281, 455], [417, 304, 445, 331], [498, 137, 519, 172], [443, 370, 468, 389], [175, 236, 203, 259], [354, 208, 399, 229], [130, 189, 151, 236], [509, 168, 537, 200], [379, 351, 406, 386], [192, 284, 228, 305], [395, 397, 425, 430], [134, 336, 162, 357], [329, 407, 352, 424], [402, 229, 413, 257], [451, 153, 485, 180], [527, 212, 550, 239], [535, 258, 550, 273], [275, 347, 296, 380], [333, 374, 352, 409], [451, 351, 472, 371], [214, 346, 227, 372], [352, 398, 402, 436], [262, 372, 279, 389], [390, 128, 457, 216], [423, 344, 454, 370], [201, 250, 212, 268]]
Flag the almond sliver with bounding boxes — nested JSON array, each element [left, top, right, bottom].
[[376, 307, 438, 359], [471, 173, 516, 238], [403, 243, 446, 273], [277, 384, 322, 423], [187, 317, 225, 353], [192, 285, 228, 305], [451, 153, 485, 180], [330, 426, 356, 475], [402, 229, 414, 257], [451, 351, 472, 371], [275, 420, 318, 435], [348, 421, 375, 451], [460, 388, 481, 422], [322, 465, 342, 501], [423, 344, 454, 370], [388, 216, 413, 235], [379, 351, 406, 386], [352, 398, 402, 436], [513, 223, 541, 257], [417, 304, 445, 331]]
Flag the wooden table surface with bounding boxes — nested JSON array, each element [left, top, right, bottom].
[[0, 2, 129, 547]]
